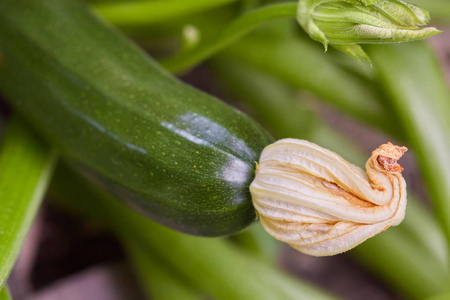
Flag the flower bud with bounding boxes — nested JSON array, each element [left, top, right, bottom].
[[250, 139, 407, 256], [297, 0, 441, 61]]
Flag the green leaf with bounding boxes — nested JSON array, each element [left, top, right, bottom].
[[211, 59, 449, 298], [0, 287, 11, 300], [0, 117, 56, 289], [123, 238, 203, 300], [367, 42, 450, 255], [92, 0, 240, 27], [426, 292, 450, 300], [331, 44, 371, 63], [160, 2, 298, 73], [49, 163, 339, 300], [352, 197, 450, 299], [219, 35, 397, 134], [228, 223, 281, 263]]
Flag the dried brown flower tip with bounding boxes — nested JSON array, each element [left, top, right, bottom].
[[373, 142, 408, 173]]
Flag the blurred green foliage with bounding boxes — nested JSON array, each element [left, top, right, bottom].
[[0, 0, 449, 299]]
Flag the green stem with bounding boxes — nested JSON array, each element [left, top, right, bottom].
[[367, 42, 450, 260], [92, 0, 240, 27], [228, 223, 280, 263], [426, 292, 450, 300], [160, 2, 297, 72], [0, 287, 10, 300], [217, 36, 397, 135], [123, 237, 203, 300], [0, 117, 56, 289], [352, 196, 450, 299]]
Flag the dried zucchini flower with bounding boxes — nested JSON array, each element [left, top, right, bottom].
[[250, 139, 407, 256]]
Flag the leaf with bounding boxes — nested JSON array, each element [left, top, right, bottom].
[[123, 237, 203, 300], [160, 2, 297, 73], [367, 42, 450, 253], [49, 163, 339, 300], [219, 36, 396, 133], [0, 117, 56, 289], [92, 0, 240, 27], [212, 60, 449, 297], [0, 287, 11, 300]]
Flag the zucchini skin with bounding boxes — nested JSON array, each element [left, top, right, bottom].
[[0, 0, 273, 236]]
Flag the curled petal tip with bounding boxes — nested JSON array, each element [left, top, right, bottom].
[[373, 142, 407, 172]]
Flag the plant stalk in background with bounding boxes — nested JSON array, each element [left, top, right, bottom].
[[368, 42, 450, 259], [211, 60, 450, 298], [0, 117, 56, 289], [50, 163, 338, 300], [0, 288, 11, 300]]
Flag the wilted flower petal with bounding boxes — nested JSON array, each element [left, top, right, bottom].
[[250, 139, 407, 256]]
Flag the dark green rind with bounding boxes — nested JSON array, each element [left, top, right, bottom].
[[0, 0, 273, 236]]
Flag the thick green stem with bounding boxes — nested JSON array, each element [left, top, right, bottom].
[[160, 2, 297, 72], [0, 117, 56, 289]]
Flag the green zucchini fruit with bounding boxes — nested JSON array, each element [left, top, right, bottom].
[[0, 0, 273, 236]]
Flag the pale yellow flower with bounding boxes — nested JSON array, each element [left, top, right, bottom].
[[251, 139, 407, 256]]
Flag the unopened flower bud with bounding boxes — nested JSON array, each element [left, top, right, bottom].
[[250, 139, 407, 256], [297, 0, 441, 61]]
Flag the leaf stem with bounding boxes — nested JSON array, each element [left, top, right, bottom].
[[160, 2, 297, 73], [92, 0, 240, 27], [367, 42, 450, 262], [123, 237, 203, 300], [212, 59, 449, 297], [0, 117, 56, 289], [216, 37, 398, 134], [0, 287, 11, 300], [49, 163, 338, 300]]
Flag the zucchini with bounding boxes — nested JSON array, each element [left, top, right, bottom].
[[0, 0, 273, 236]]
